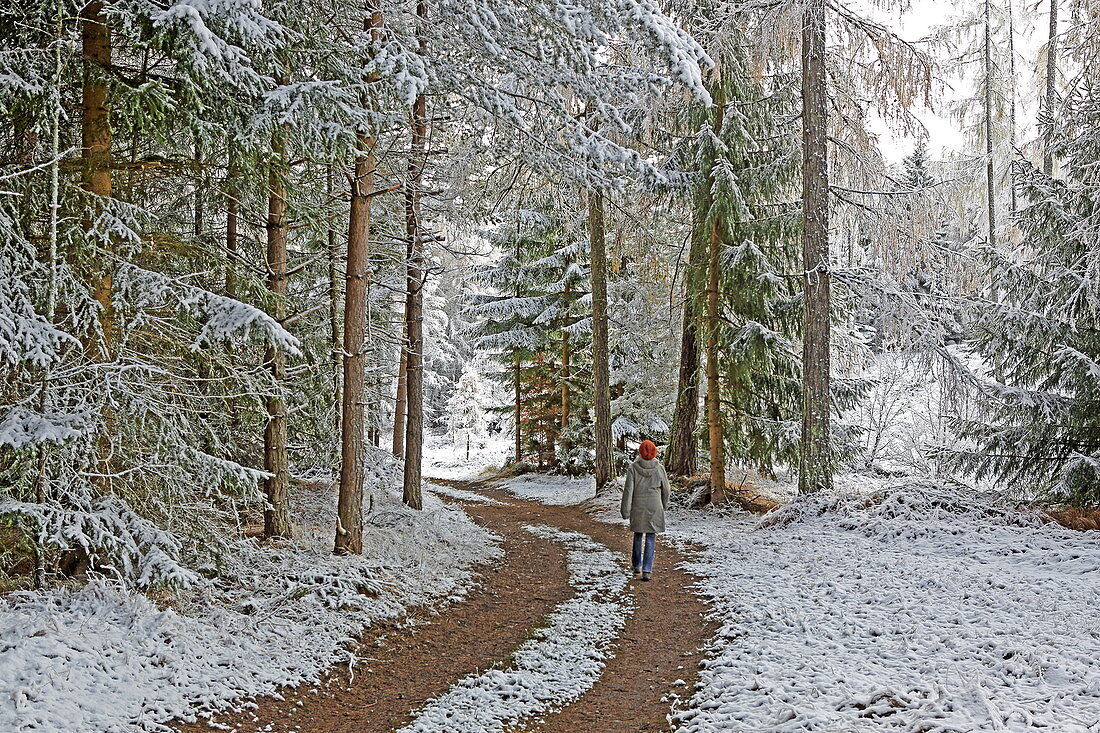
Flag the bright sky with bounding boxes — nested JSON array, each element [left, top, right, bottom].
[[849, 0, 1049, 165]]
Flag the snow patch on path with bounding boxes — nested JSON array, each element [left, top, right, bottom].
[[499, 473, 596, 506], [670, 486, 1100, 733], [425, 481, 509, 506], [399, 524, 631, 732]]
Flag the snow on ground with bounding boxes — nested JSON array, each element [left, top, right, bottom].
[[426, 481, 510, 505], [492, 469, 1100, 732], [500, 472, 596, 506], [422, 432, 512, 481], [399, 524, 632, 733], [0, 483, 500, 733], [670, 484, 1100, 733]]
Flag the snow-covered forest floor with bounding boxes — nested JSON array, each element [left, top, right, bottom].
[[0, 474, 500, 732], [4, 436, 1099, 732], [425, 441, 1100, 732]]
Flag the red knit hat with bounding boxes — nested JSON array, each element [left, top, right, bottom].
[[639, 440, 657, 460]]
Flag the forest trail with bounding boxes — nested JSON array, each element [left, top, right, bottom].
[[181, 476, 713, 732]]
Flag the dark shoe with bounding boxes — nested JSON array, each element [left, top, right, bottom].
[[641, 572, 651, 581]]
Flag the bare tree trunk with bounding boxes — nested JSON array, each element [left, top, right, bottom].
[[705, 218, 725, 504], [264, 118, 292, 539], [225, 150, 239, 299], [392, 346, 407, 456], [81, 1, 116, 496], [326, 164, 343, 444], [336, 4, 383, 555], [561, 330, 571, 430], [798, 0, 833, 495], [1007, 0, 1018, 215], [194, 137, 205, 240], [590, 189, 613, 493], [984, 0, 997, 248], [667, 225, 706, 478], [401, 0, 429, 511], [514, 361, 522, 464], [81, 0, 114, 356], [1043, 0, 1059, 176]]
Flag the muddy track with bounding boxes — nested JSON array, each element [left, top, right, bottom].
[[179, 476, 714, 733]]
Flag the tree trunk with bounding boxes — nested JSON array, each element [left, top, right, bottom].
[[326, 164, 343, 445], [81, 0, 116, 495], [667, 228, 706, 478], [1006, 0, 1018, 215], [81, 0, 113, 356], [336, 4, 383, 555], [514, 361, 522, 464], [264, 119, 293, 539], [561, 329, 571, 430], [392, 345, 407, 456], [984, 0, 997, 248], [401, 0, 429, 511], [590, 189, 613, 493], [1043, 0, 1059, 176], [705, 216, 725, 504], [225, 150, 239, 299], [798, 0, 833, 495]]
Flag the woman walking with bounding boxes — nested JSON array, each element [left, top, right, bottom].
[[620, 440, 671, 581]]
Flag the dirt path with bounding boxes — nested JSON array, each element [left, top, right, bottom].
[[181, 476, 713, 733]]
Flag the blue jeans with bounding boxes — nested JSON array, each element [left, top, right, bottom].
[[632, 532, 656, 573]]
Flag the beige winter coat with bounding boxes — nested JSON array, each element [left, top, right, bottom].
[[620, 458, 671, 533]]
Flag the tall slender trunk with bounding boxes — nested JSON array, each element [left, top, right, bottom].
[[1007, 0, 1018, 215], [326, 164, 343, 445], [225, 150, 239, 299], [336, 4, 383, 555], [667, 216, 707, 478], [798, 0, 832, 495], [194, 136, 205, 240], [590, 189, 613, 493], [264, 118, 292, 539], [392, 346, 407, 456], [560, 332, 571, 430], [514, 361, 522, 464], [705, 217, 725, 503], [1043, 0, 1059, 176], [401, 0, 429, 511], [82, 0, 115, 496], [984, 0, 997, 247], [82, 0, 113, 355]]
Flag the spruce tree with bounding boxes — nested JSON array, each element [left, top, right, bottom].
[[947, 86, 1100, 505]]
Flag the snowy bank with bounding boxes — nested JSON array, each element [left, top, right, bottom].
[[670, 483, 1100, 733], [0, 485, 500, 732]]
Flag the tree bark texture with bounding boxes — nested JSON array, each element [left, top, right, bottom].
[[401, 0, 429, 511], [798, 0, 833, 495], [264, 121, 293, 539], [1043, 0, 1059, 176], [984, 0, 997, 248], [336, 4, 383, 554], [667, 200, 708, 479], [705, 217, 725, 503], [81, 0, 114, 356], [589, 189, 613, 493]]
